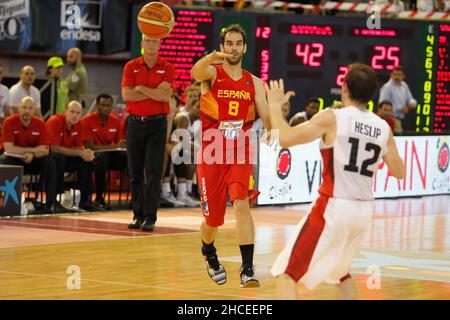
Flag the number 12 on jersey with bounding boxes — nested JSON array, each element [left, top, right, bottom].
[[344, 137, 381, 177], [228, 101, 239, 116]]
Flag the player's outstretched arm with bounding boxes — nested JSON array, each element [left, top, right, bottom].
[[266, 79, 334, 147], [190, 51, 231, 83], [382, 130, 406, 179]]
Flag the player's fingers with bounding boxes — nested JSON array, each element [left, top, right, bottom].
[[285, 91, 295, 102], [279, 79, 284, 93], [286, 90, 296, 98], [272, 80, 278, 90]]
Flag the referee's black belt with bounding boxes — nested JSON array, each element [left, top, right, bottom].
[[129, 114, 165, 122]]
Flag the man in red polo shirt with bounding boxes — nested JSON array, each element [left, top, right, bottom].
[[46, 100, 104, 212], [121, 34, 175, 231], [0, 96, 70, 213], [81, 93, 127, 209]]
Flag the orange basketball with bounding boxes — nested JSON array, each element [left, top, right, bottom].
[[137, 2, 174, 39]]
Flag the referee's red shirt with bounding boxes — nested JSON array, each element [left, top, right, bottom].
[[121, 56, 175, 116]]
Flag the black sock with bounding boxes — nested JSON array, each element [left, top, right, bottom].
[[239, 244, 254, 269], [202, 240, 216, 255]]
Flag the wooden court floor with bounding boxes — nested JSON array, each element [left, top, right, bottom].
[[0, 195, 449, 300]]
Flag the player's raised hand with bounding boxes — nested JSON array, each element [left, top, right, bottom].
[[285, 89, 295, 99], [260, 129, 276, 147], [206, 50, 234, 64], [265, 79, 290, 109]]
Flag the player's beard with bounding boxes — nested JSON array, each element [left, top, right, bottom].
[[225, 53, 243, 65]]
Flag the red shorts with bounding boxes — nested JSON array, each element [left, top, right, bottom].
[[197, 163, 259, 227]]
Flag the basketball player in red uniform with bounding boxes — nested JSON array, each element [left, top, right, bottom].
[[266, 64, 406, 299], [191, 24, 271, 288]]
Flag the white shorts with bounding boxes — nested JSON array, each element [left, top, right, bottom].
[[271, 194, 373, 290]]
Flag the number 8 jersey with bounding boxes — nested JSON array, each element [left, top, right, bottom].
[[319, 106, 390, 200], [200, 65, 256, 160]]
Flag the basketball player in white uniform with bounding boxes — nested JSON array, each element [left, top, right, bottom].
[[266, 63, 406, 299]]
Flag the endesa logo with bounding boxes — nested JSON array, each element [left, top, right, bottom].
[[277, 148, 291, 180], [60, 0, 102, 42]]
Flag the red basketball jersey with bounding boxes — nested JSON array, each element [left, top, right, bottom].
[[200, 66, 256, 162]]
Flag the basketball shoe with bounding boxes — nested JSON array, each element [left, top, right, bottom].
[[239, 265, 260, 288], [162, 191, 185, 208], [202, 248, 227, 285]]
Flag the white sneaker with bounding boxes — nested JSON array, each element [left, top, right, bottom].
[[163, 192, 185, 208], [178, 193, 201, 208]]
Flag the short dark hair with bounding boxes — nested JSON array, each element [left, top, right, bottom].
[[378, 100, 393, 109], [307, 97, 321, 105], [391, 66, 405, 74], [344, 63, 378, 104], [96, 93, 113, 104], [220, 24, 247, 45]]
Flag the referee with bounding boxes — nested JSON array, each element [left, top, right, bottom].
[[121, 34, 175, 231]]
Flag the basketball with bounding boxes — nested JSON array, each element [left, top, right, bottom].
[[137, 2, 174, 39]]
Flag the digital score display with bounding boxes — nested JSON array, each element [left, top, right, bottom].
[[257, 15, 449, 133], [254, 15, 272, 83], [434, 24, 450, 133], [288, 42, 324, 67], [269, 17, 417, 116], [366, 45, 400, 70], [416, 24, 450, 133], [145, 10, 214, 94]]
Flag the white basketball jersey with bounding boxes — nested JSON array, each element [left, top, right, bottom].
[[319, 106, 390, 200]]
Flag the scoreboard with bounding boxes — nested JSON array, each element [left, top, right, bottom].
[[252, 15, 450, 134], [130, 6, 450, 134]]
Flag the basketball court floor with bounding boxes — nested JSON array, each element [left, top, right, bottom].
[[0, 195, 449, 300]]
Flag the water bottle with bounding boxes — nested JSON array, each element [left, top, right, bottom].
[[20, 204, 28, 216]]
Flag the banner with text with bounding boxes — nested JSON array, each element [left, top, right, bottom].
[[0, 0, 129, 54], [257, 135, 450, 205]]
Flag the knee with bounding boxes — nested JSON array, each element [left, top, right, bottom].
[[94, 156, 108, 171], [203, 216, 224, 228], [42, 156, 56, 171], [233, 198, 250, 214], [52, 154, 66, 170]]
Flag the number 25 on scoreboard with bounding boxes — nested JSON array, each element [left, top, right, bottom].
[[370, 46, 400, 70]]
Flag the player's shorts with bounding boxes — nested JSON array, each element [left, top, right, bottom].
[[270, 194, 373, 289], [197, 162, 259, 227]]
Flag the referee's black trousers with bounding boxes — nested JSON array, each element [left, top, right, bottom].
[[126, 115, 167, 223]]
